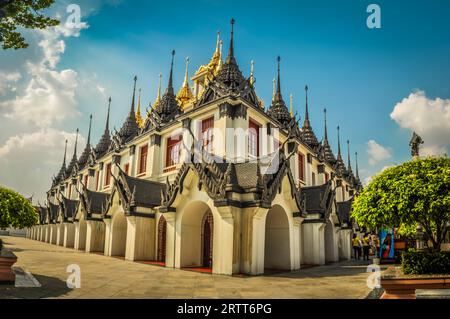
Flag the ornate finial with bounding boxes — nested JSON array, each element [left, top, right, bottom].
[[136, 88, 143, 128], [250, 60, 255, 86], [183, 57, 190, 87], [323, 108, 328, 141], [289, 94, 293, 116], [154, 73, 162, 107], [215, 31, 221, 54]]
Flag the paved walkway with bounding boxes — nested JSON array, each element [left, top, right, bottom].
[[1, 236, 374, 299]]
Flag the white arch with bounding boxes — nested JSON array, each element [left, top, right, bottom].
[[109, 207, 127, 257]]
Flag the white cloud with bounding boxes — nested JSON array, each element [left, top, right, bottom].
[[367, 139, 392, 165], [390, 90, 450, 156], [0, 129, 84, 200], [0, 72, 21, 94]]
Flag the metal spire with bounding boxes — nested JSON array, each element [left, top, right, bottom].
[[337, 125, 342, 158], [63, 139, 68, 166], [167, 50, 175, 94], [73, 128, 79, 156], [105, 97, 111, 133], [228, 18, 235, 60], [304, 85, 310, 125], [347, 139, 352, 171], [276, 56, 281, 95], [131, 75, 137, 113], [355, 151, 360, 179], [87, 114, 92, 146], [323, 108, 328, 141]]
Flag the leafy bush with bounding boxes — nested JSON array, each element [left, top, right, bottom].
[[0, 238, 3, 251], [0, 186, 38, 229], [402, 249, 450, 274]]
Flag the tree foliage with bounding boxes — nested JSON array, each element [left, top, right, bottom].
[[0, 0, 59, 49], [0, 186, 38, 229], [352, 157, 450, 250]]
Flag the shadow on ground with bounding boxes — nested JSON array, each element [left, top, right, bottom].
[[0, 274, 71, 299]]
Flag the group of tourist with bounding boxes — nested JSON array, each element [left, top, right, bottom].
[[352, 233, 380, 261]]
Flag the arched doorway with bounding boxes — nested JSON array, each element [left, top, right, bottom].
[[264, 205, 291, 271], [77, 218, 87, 251], [110, 211, 127, 257], [157, 216, 167, 263], [201, 211, 214, 268], [324, 218, 337, 263], [180, 201, 215, 269]]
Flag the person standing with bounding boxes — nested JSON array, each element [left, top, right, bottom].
[[352, 234, 360, 260], [362, 233, 370, 261]]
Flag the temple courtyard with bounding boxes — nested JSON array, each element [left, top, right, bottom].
[[0, 236, 375, 299]]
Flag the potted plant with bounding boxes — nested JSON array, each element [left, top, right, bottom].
[[0, 186, 38, 284]]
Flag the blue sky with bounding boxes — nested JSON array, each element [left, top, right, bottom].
[[1, 0, 449, 201]]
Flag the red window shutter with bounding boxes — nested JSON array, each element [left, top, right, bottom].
[[325, 173, 329, 183], [201, 117, 214, 152], [124, 163, 130, 175], [166, 135, 183, 167], [105, 163, 112, 187], [248, 119, 260, 157], [298, 152, 305, 181], [138, 145, 148, 174]]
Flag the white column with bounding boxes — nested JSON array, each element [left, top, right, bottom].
[[164, 212, 176, 268], [213, 207, 235, 275], [103, 219, 112, 256], [63, 223, 75, 248], [125, 216, 156, 261], [302, 221, 326, 265], [86, 220, 105, 253]]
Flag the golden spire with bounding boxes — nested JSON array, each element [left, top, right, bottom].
[[216, 39, 223, 73], [250, 60, 255, 86], [135, 88, 144, 128], [176, 57, 194, 109], [290, 93, 293, 116], [153, 73, 162, 108]]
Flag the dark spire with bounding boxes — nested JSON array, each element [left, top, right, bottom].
[[347, 139, 353, 173], [131, 75, 137, 114], [337, 125, 342, 159], [117, 76, 140, 143], [300, 85, 319, 149], [355, 151, 360, 180], [335, 125, 347, 176], [215, 19, 245, 91], [62, 139, 67, 167], [321, 108, 336, 164], [267, 56, 291, 128], [304, 85, 310, 124], [153, 51, 182, 124], [53, 139, 68, 186], [94, 98, 112, 158], [226, 19, 236, 63], [167, 50, 175, 95], [78, 114, 92, 169], [66, 129, 79, 176]]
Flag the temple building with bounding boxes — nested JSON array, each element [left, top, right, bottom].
[[27, 20, 363, 275]]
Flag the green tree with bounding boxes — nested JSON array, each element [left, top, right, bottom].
[[352, 157, 450, 250], [0, 186, 38, 229], [0, 0, 59, 50]]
